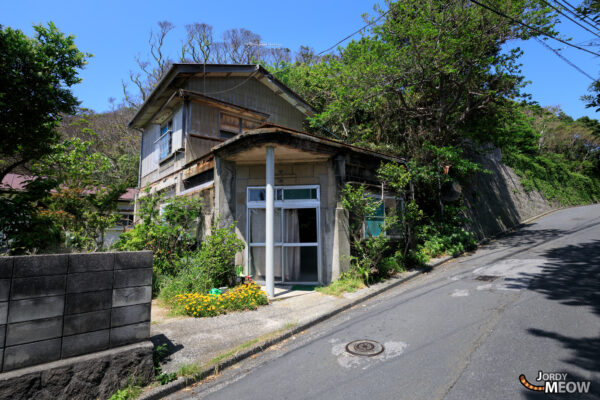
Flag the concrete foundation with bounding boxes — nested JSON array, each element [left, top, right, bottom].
[[0, 341, 154, 400]]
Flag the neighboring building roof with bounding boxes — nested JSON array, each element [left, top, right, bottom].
[[0, 173, 138, 202], [129, 64, 315, 129], [0, 173, 30, 191]]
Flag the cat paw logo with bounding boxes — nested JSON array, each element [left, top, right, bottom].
[[520, 371, 592, 394]]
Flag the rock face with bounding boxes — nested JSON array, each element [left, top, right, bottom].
[[0, 341, 154, 400], [462, 146, 554, 240]]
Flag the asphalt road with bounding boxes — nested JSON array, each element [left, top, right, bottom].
[[169, 204, 600, 400]]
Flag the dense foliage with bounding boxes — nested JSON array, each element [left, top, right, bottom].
[[159, 218, 245, 300], [0, 23, 89, 182], [0, 139, 129, 253], [115, 191, 204, 293]]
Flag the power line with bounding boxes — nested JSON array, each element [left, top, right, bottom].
[[554, 0, 600, 31], [469, 0, 600, 57], [272, 8, 390, 78], [316, 10, 390, 56], [533, 36, 596, 80], [540, 0, 600, 39]]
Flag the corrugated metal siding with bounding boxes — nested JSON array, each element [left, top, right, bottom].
[[185, 77, 305, 131], [141, 124, 159, 177]]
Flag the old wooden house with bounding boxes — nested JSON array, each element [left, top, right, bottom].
[[130, 64, 400, 291]]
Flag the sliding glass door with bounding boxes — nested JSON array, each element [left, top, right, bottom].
[[247, 186, 320, 284]]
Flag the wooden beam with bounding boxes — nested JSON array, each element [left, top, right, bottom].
[[188, 133, 226, 142]]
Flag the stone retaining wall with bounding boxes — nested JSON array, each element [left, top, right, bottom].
[[0, 251, 152, 373]]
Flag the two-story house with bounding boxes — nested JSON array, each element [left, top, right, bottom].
[[129, 64, 402, 288]]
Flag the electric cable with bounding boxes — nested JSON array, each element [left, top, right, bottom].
[[469, 0, 600, 57]]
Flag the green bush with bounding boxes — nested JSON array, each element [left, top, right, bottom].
[[160, 218, 245, 301], [114, 191, 203, 295]]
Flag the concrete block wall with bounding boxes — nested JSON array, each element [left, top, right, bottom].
[[0, 251, 152, 373]]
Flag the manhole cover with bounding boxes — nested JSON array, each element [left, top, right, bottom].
[[474, 275, 499, 282], [345, 340, 384, 357]]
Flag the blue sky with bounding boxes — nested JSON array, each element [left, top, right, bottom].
[[1, 0, 599, 120]]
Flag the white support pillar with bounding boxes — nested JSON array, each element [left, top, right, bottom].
[[265, 146, 275, 298]]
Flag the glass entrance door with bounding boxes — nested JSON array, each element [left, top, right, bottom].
[[247, 186, 320, 284]]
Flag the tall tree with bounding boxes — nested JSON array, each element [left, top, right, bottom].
[[0, 22, 89, 182], [278, 0, 557, 158]]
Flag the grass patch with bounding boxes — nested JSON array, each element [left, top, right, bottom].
[[316, 275, 365, 296], [108, 385, 142, 400]]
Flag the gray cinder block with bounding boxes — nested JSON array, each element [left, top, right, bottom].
[[113, 268, 152, 288], [61, 329, 109, 358], [114, 251, 152, 270], [68, 252, 115, 273], [10, 276, 66, 300], [63, 310, 110, 336], [2, 338, 61, 371], [0, 258, 12, 279], [67, 271, 113, 293], [65, 290, 112, 315], [5, 316, 62, 346], [0, 280, 10, 302], [112, 286, 151, 308], [110, 322, 149, 347], [13, 254, 68, 277], [8, 295, 64, 323], [111, 304, 151, 328], [0, 303, 6, 325], [0, 325, 5, 348]]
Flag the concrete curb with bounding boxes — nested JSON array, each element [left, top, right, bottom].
[[139, 205, 571, 399]]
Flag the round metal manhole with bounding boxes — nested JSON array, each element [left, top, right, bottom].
[[345, 340, 384, 357]]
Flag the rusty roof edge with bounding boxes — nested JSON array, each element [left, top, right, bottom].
[[211, 127, 405, 164]]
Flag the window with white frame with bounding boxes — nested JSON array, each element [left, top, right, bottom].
[[158, 120, 173, 161]]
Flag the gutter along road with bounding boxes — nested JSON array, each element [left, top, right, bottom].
[[169, 204, 600, 400]]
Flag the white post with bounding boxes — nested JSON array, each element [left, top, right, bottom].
[[265, 146, 275, 298]]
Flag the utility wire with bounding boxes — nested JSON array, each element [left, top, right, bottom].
[[316, 9, 390, 56], [554, 0, 600, 31], [469, 0, 600, 57], [540, 0, 600, 39], [533, 36, 597, 80]]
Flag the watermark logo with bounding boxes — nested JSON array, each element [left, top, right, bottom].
[[519, 371, 592, 394]]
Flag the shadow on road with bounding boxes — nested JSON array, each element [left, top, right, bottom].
[[530, 239, 600, 317], [483, 227, 566, 250], [521, 239, 600, 397]]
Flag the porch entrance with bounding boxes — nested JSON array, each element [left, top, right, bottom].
[[247, 185, 320, 284]]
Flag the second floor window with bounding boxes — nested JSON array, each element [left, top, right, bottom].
[[159, 121, 172, 161]]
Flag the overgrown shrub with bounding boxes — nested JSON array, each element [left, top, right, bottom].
[[341, 183, 398, 285], [160, 218, 245, 301], [415, 205, 477, 261], [114, 190, 203, 294]]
